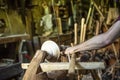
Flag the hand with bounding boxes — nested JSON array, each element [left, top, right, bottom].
[[65, 47, 75, 54]]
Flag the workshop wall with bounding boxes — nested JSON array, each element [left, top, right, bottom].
[[0, 0, 26, 35]]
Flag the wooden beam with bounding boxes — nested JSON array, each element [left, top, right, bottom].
[[22, 62, 105, 72], [0, 34, 30, 44], [40, 62, 105, 72]]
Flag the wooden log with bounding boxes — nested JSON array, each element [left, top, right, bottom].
[[23, 50, 47, 80]]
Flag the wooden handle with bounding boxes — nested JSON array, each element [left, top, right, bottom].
[[74, 23, 78, 45], [95, 21, 100, 35], [80, 18, 85, 43]]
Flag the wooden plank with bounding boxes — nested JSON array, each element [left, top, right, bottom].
[[22, 62, 105, 71], [40, 62, 105, 72], [0, 34, 30, 44]]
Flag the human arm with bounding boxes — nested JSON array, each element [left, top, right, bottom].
[[65, 21, 120, 54]]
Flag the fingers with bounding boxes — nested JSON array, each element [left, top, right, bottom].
[[65, 48, 70, 54], [65, 47, 74, 54]]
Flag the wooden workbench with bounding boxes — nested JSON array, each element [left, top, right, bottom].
[[0, 34, 30, 44], [0, 34, 30, 80]]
